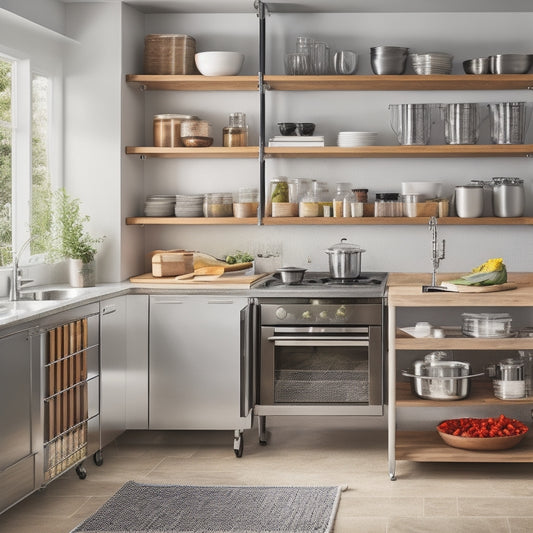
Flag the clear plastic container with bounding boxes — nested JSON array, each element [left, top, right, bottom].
[[374, 193, 402, 217], [461, 312, 512, 338]]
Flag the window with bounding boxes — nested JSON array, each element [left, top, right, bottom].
[[0, 55, 54, 265]]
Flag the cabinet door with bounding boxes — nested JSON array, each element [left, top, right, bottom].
[[100, 296, 127, 447], [0, 330, 31, 470], [149, 295, 250, 430]]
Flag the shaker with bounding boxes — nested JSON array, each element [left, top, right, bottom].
[[455, 184, 483, 218]]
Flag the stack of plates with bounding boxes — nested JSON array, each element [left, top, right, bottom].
[[174, 194, 204, 217], [410, 52, 453, 75], [337, 131, 378, 147], [144, 195, 176, 217]]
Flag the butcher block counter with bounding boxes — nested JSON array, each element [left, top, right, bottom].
[[387, 272, 533, 307]]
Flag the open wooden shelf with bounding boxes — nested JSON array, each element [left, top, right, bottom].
[[125, 74, 533, 92], [265, 145, 533, 158], [395, 335, 533, 350], [264, 216, 533, 226], [125, 217, 258, 225], [125, 74, 258, 91], [264, 74, 533, 91], [125, 146, 259, 158], [396, 380, 533, 407], [396, 430, 533, 462]]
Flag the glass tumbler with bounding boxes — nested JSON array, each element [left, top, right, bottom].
[[284, 53, 310, 75], [312, 41, 329, 75], [333, 50, 358, 75]]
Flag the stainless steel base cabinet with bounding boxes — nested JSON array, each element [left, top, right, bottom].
[[149, 296, 253, 453], [0, 328, 35, 515]]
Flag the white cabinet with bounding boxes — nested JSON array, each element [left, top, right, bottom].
[[149, 295, 253, 432], [0, 328, 35, 514], [100, 296, 127, 448]]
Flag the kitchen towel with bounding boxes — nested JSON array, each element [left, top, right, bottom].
[[70, 481, 343, 533]]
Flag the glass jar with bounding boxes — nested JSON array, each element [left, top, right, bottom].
[[268, 177, 290, 217], [374, 193, 402, 217], [312, 180, 331, 217], [153, 114, 197, 147], [332, 182, 352, 217], [181, 119, 213, 147], [204, 193, 233, 217], [223, 112, 248, 147], [352, 188, 368, 203], [299, 190, 320, 217]]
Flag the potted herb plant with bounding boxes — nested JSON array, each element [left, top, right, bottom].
[[43, 189, 104, 287]]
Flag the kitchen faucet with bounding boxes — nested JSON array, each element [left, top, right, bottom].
[[422, 216, 446, 292], [9, 237, 35, 301]]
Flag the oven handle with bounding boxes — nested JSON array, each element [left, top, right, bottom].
[[267, 336, 369, 347]]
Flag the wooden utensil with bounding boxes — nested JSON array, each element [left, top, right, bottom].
[[174, 266, 225, 280]]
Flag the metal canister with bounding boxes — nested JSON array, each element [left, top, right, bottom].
[[491, 177, 525, 217], [454, 184, 483, 218]]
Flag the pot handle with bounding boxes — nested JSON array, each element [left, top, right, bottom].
[[401, 371, 485, 379]]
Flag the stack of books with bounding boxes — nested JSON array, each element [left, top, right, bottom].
[[268, 135, 325, 147]]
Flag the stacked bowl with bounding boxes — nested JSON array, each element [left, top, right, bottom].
[[174, 194, 204, 217], [410, 52, 453, 74], [144, 195, 177, 217], [337, 131, 378, 147], [370, 46, 409, 75]]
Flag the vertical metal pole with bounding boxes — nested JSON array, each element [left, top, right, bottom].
[[256, 1, 266, 225]]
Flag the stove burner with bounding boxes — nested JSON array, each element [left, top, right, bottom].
[[257, 271, 387, 289]]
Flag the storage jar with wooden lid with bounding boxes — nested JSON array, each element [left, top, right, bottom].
[[143, 34, 197, 75], [153, 114, 197, 147]]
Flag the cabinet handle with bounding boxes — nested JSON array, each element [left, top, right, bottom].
[[207, 300, 234, 304], [102, 305, 117, 316]]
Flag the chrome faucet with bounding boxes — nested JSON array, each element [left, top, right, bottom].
[[429, 216, 445, 287], [9, 238, 35, 301]]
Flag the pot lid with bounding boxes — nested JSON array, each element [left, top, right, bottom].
[[276, 266, 307, 272], [326, 238, 365, 254]]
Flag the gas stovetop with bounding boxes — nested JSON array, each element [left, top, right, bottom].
[[252, 271, 388, 298]]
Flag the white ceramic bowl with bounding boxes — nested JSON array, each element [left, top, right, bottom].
[[401, 181, 443, 200], [195, 51, 244, 76]]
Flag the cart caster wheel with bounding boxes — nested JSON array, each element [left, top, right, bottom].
[[93, 450, 104, 466], [76, 464, 87, 479], [234, 434, 244, 458]]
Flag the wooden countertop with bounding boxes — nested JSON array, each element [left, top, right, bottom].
[[387, 272, 533, 307]]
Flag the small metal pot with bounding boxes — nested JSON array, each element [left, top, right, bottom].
[[325, 238, 365, 279], [276, 266, 307, 285], [402, 360, 484, 400]]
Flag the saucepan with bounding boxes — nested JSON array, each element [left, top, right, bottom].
[[276, 266, 307, 285]]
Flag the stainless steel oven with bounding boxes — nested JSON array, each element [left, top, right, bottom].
[[252, 272, 387, 444]]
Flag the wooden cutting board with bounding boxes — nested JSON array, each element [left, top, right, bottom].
[[440, 282, 517, 293], [129, 272, 269, 288]]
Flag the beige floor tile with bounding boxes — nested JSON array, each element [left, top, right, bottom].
[[423, 497, 458, 516], [388, 517, 510, 533], [509, 517, 533, 533], [458, 497, 533, 517]]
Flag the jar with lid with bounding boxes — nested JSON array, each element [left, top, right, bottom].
[[153, 114, 197, 147], [223, 112, 248, 147], [374, 193, 402, 217], [332, 182, 352, 217], [312, 180, 331, 217], [455, 184, 483, 218], [299, 190, 320, 217], [233, 188, 259, 218], [181, 119, 213, 147], [352, 188, 368, 203], [268, 177, 290, 217], [204, 193, 233, 217], [491, 177, 525, 218]]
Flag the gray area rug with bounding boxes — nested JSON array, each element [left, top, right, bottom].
[[71, 481, 342, 533]]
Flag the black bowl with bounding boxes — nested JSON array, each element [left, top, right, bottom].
[[278, 122, 297, 136], [297, 122, 316, 136]]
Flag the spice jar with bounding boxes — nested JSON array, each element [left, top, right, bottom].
[[333, 182, 352, 217], [153, 114, 197, 147], [374, 193, 402, 217], [223, 112, 249, 147], [352, 188, 368, 203]]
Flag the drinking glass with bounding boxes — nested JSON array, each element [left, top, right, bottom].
[[333, 50, 358, 75], [284, 52, 310, 75], [312, 42, 329, 75]]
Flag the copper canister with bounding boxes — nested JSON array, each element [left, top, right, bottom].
[[143, 34, 197, 75], [153, 114, 197, 147]]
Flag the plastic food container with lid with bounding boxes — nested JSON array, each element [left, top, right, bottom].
[[462, 312, 512, 338]]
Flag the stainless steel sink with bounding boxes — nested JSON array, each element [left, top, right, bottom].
[[21, 288, 86, 301]]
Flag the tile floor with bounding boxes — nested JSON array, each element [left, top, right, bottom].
[[1, 417, 533, 533]]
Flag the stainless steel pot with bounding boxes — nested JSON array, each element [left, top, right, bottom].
[[276, 266, 307, 285], [491, 177, 525, 217], [325, 238, 365, 279], [402, 360, 484, 400]]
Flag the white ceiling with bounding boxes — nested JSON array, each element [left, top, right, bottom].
[[59, 0, 533, 14]]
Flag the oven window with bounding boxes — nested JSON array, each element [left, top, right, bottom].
[[274, 347, 369, 404]]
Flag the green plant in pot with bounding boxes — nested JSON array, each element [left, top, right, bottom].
[[37, 189, 104, 287]]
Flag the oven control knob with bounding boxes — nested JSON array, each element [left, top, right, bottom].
[[275, 307, 287, 320]]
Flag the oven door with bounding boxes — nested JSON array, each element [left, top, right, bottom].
[[259, 326, 383, 409]]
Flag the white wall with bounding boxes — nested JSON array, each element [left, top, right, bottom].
[[132, 10, 533, 274]]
